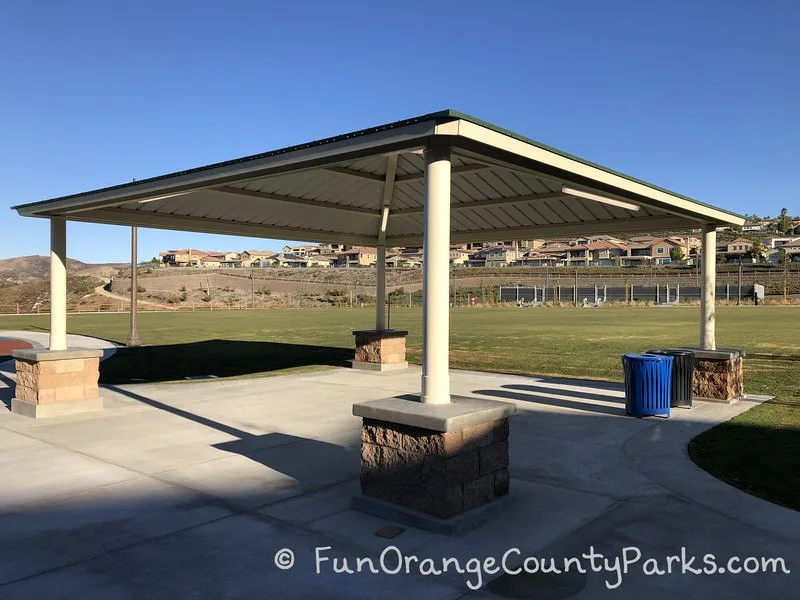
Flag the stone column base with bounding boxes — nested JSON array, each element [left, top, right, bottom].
[[352, 329, 408, 371], [352, 395, 516, 527], [679, 348, 745, 403], [11, 348, 104, 418]]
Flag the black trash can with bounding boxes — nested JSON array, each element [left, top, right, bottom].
[[645, 349, 694, 408]]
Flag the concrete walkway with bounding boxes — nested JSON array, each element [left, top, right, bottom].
[[0, 359, 796, 598]]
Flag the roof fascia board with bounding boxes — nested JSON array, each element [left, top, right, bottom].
[[14, 121, 437, 216], [448, 119, 745, 226]]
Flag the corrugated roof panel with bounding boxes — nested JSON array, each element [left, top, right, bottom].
[[510, 201, 552, 226]]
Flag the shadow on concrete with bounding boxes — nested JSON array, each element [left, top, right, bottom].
[[100, 339, 353, 384], [521, 377, 624, 392], [106, 385, 359, 486], [0, 369, 14, 409], [474, 387, 625, 416], [502, 382, 624, 404]]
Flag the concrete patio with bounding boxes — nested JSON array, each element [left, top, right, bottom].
[[0, 353, 797, 598]]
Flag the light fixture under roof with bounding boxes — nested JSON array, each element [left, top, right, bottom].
[[561, 186, 640, 212], [138, 191, 191, 204]]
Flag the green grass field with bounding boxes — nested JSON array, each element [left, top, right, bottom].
[[1, 305, 798, 510]]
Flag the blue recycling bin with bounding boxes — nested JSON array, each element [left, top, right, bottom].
[[621, 353, 672, 417]]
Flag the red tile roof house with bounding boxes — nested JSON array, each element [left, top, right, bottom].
[[336, 247, 377, 268]]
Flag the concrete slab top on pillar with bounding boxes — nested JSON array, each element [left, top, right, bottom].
[[675, 347, 746, 360], [12, 348, 104, 361], [353, 395, 517, 432], [352, 329, 409, 338]]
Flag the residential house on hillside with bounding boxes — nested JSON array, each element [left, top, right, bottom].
[[765, 237, 800, 249], [512, 250, 559, 267], [318, 243, 349, 255], [450, 248, 471, 265], [587, 240, 627, 266], [240, 250, 277, 267], [305, 255, 334, 268], [779, 239, 800, 261], [282, 245, 319, 257], [274, 252, 307, 268], [467, 245, 521, 267], [717, 237, 754, 263], [160, 249, 208, 267], [199, 252, 240, 268], [386, 253, 422, 268], [337, 247, 377, 268], [620, 238, 685, 266]]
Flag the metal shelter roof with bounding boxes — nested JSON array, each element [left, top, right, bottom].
[[12, 110, 745, 244]]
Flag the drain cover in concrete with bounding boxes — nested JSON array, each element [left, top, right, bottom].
[[487, 569, 587, 600], [375, 525, 405, 539]]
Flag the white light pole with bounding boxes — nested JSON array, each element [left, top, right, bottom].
[[700, 224, 717, 349], [420, 146, 451, 405]]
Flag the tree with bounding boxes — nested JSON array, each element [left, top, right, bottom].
[[749, 238, 766, 263], [778, 208, 792, 234], [669, 246, 686, 263]]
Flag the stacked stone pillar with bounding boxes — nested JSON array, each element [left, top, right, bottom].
[[690, 349, 744, 402], [359, 417, 509, 518], [12, 349, 104, 418], [352, 329, 408, 371]]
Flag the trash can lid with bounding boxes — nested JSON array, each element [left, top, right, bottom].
[[622, 353, 673, 361], [645, 349, 694, 357]]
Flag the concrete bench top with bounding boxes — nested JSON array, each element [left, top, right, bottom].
[[12, 348, 105, 361], [352, 329, 409, 337], [675, 347, 747, 360], [353, 395, 517, 432]]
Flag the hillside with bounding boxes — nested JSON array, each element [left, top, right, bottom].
[[0, 255, 125, 286]]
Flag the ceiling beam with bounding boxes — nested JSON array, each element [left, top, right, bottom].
[[386, 215, 696, 246], [322, 166, 386, 182], [59, 208, 378, 245], [211, 186, 378, 216], [394, 163, 490, 182], [378, 155, 398, 244], [391, 192, 568, 216]]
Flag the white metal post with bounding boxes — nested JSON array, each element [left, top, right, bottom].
[[420, 146, 451, 405], [127, 226, 142, 347], [701, 224, 717, 349], [49, 218, 67, 351], [376, 245, 386, 330]]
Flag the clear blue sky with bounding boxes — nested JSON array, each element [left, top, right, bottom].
[[1, 0, 798, 263]]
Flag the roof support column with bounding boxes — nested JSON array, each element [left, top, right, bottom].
[[420, 146, 451, 404], [375, 245, 386, 330], [700, 223, 717, 350], [49, 217, 68, 351], [127, 226, 142, 347]]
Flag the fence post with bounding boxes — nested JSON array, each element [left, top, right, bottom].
[[630, 284, 634, 304], [656, 284, 660, 304], [604, 284, 607, 303], [574, 268, 578, 307], [594, 285, 598, 305], [557, 285, 561, 304], [726, 284, 730, 301], [676, 284, 680, 304]]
